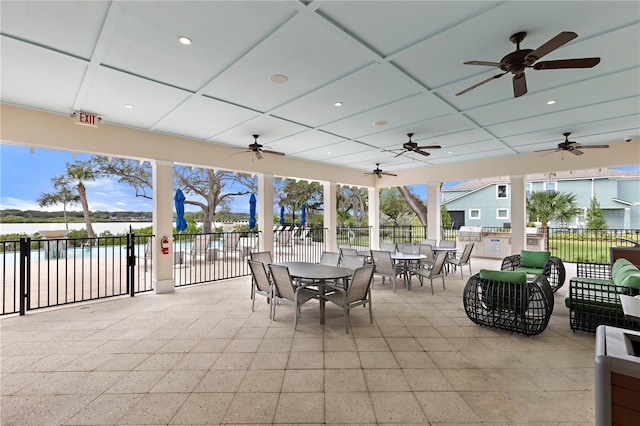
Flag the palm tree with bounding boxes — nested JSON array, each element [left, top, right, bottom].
[[527, 191, 581, 249], [36, 175, 80, 232], [66, 162, 97, 238]]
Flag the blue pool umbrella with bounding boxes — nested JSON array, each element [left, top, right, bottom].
[[279, 206, 285, 225], [248, 194, 257, 230], [174, 189, 187, 232], [300, 204, 306, 227]]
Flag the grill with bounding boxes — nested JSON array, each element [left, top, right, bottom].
[[458, 226, 483, 242]]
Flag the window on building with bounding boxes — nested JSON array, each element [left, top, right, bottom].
[[497, 208, 509, 219], [525, 182, 532, 197], [544, 181, 557, 193], [496, 184, 508, 199], [469, 209, 480, 220]]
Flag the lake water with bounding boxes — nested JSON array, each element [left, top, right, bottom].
[[0, 221, 247, 236], [0, 222, 154, 236]]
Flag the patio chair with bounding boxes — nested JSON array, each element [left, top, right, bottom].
[[500, 250, 566, 293], [439, 240, 456, 248], [339, 247, 359, 257], [218, 232, 241, 260], [380, 241, 397, 252], [189, 234, 212, 263], [324, 265, 375, 333], [248, 260, 273, 319], [319, 251, 341, 267], [446, 242, 474, 279], [411, 250, 448, 295], [249, 251, 273, 296], [463, 270, 554, 336], [370, 250, 404, 293], [418, 243, 435, 269], [421, 239, 436, 246], [268, 264, 319, 330], [400, 244, 419, 254], [275, 229, 292, 247]]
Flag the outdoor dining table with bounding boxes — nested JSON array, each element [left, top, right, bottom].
[[390, 252, 426, 290], [274, 262, 353, 325]]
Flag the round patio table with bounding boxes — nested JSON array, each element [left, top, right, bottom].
[[390, 252, 426, 290], [275, 262, 352, 325]]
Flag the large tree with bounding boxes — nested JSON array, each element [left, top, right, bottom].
[[527, 190, 581, 248], [275, 179, 323, 225], [36, 174, 81, 231], [66, 161, 98, 238], [337, 185, 368, 226], [174, 167, 256, 233]]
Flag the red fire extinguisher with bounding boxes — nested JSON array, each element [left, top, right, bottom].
[[161, 236, 170, 255]]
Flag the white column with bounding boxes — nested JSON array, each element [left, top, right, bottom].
[[258, 173, 274, 253], [323, 181, 337, 251], [510, 175, 526, 254], [152, 160, 175, 294], [368, 187, 380, 250], [427, 182, 441, 241]]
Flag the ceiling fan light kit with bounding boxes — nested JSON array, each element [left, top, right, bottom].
[[457, 31, 601, 98]]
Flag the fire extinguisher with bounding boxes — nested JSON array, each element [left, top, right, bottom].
[[161, 236, 170, 255]]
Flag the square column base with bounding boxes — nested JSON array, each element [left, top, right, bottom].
[[154, 279, 175, 294]]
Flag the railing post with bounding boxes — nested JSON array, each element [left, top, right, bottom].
[[19, 237, 30, 315], [126, 233, 135, 297]]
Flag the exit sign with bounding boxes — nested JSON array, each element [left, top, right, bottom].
[[72, 111, 102, 127]]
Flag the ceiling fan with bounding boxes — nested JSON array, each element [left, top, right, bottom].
[[536, 132, 610, 156], [365, 163, 397, 179], [456, 31, 600, 98], [236, 134, 285, 160], [393, 133, 441, 157]]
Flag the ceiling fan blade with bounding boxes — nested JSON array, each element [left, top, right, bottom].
[[533, 57, 600, 70], [579, 144, 610, 149], [255, 151, 263, 160], [262, 149, 285, 156], [463, 60, 504, 68], [394, 151, 405, 158], [513, 73, 527, 97], [416, 144, 441, 150], [538, 149, 561, 157], [525, 31, 577, 62], [382, 172, 398, 177], [414, 149, 431, 157], [456, 71, 508, 96], [570, 149, 584, 156]]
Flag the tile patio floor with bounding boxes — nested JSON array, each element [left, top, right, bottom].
[[1, 257, 596, 425]]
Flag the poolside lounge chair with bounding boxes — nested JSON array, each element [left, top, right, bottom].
[[189, 234, 212, 263]]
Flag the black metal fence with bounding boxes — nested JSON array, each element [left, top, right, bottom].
[[1, 228, 329, 316], [548, 228, 640, 264]]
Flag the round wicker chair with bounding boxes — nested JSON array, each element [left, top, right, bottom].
[[463, 271, 554, 336]]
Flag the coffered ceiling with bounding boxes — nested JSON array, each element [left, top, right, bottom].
[[1, 1, 639, 179]]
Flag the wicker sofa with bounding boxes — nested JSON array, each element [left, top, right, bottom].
[[463, 269, 554, 336], [565, 258, 640, 333], [501, 250, 566, 293]]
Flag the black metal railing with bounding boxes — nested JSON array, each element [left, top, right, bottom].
[[272, 227, 327, 263], [336, 226, 371, 252], [548, 228, 640, 264]]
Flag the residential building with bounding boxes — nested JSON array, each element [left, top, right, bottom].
[[443, 168, 640, 229]]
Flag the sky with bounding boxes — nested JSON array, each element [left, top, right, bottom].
[[3, 143, 634, 215], [0, 144, 249, 214]]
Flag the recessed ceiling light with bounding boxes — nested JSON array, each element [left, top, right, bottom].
[[373, 120, 388, 126], [270, 74, 288, 84], [334, 102, 343, 107], [546, 100, 556, 105], [178, 36, 192, 45], [327, 151, 331, 155], [448, 151, 453, 154], [124, 104, 134, 109]]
